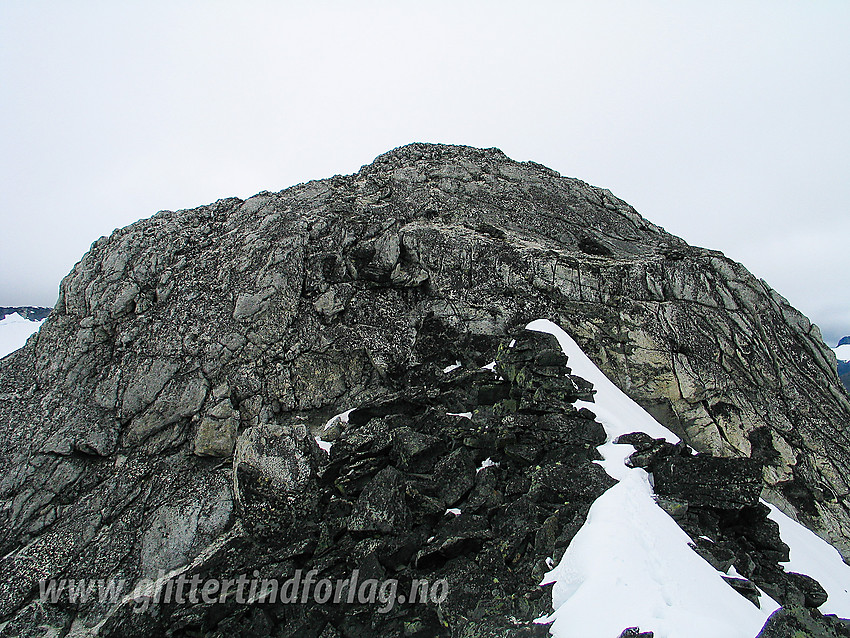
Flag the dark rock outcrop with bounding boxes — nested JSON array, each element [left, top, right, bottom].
[[1, 143, 849, 634], [653, 455, 763, 510], [756, 605, 850, 638], [837, 361, 850, 393], [618, 431, 831, 612], [2, 329, 613, 636]]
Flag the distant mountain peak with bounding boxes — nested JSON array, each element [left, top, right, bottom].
[[0, 307, 49, 358], [0, 306, 52, 322]]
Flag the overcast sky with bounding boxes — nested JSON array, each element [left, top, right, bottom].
[[1, 1, 848, 344]]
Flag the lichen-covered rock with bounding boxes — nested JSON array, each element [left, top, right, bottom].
[[347, 466, 411, 534], [193, 398, 239, 457], [786, 572, 830, 609], [233, 422, 321, 544], [756, 605, 850, 638]]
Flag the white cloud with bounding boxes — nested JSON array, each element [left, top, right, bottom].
[[1, 1, 848, 343]]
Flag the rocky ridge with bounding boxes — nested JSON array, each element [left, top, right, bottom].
[[1, 143, 849, 635]]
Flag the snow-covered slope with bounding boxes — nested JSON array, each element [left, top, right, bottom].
[[0, 312, 44, 358], [765, 504, 850, 617], [834, 343, 850, 363], [528, 319, 850, 638]]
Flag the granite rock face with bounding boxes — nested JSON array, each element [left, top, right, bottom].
[[1, 143, 849, 634]]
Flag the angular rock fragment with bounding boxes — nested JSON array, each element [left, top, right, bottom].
[[653, 455, 763, 510], [2, 143, 849, 635]]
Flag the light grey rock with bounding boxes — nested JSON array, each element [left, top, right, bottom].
[[313, 288, 345, 319], [232, 291, 266, 321], [139, 478, 232, 578], [124, 373, 208, 449], [232, 424, 314, 500], [120, 359, 180, 417]]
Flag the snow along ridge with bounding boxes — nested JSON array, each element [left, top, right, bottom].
[[528, 319, 850, 638]]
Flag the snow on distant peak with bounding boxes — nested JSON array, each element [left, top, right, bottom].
[[0, 312, 45, 359], [526, 319, 850, 637], [833, 343, 850, 363]]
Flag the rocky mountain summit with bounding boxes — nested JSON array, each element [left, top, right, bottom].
[[1, 143, 849, 636]]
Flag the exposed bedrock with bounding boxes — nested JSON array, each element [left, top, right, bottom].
[[1, 143, 849, 634]]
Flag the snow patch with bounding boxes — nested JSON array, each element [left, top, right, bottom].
[[0, 312, 44, 358], [766, 503, 850, 617], [477, 457, 499, 473], [443, 361, 462, 373], [322, 408, 354, 431], [833, 343, 850, 362], [315, 408, 354, 453], [541, 471, 774, 638], [528, 320, 777, 638]]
